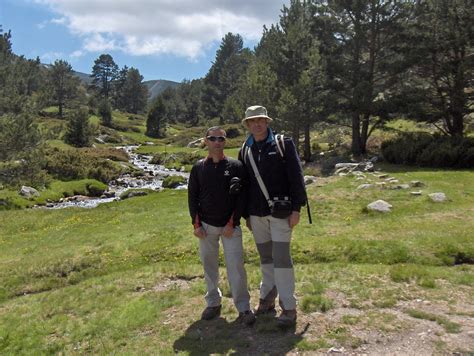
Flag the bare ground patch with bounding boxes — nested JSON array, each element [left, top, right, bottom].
[[156, 284, 474, 355]]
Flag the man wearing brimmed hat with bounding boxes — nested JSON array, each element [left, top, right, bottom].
[[239, 105, 307, 328]]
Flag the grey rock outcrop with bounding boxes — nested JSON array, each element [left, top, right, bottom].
[[19, 186, 39, 199], [367, 200, 392, 212], [429, 192, 447, 202]]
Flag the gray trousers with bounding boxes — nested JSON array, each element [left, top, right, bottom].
[[199, 222, 251, 312], [250, 215, 297, 310]]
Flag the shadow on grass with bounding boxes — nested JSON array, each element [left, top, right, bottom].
[[173, 314, 307, 355]]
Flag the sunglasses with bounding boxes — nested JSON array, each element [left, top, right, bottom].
[[206, 136, 226, 142]]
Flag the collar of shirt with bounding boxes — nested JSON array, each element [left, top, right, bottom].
[[204, 154, 227, 163], [244, 128, 274, 147]]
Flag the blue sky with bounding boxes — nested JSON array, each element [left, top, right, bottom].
[[1, 0, 289, 82]]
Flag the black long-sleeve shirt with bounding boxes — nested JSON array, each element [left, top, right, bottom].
[[188, 156, 246, 227], [238, 130, 307, 217]]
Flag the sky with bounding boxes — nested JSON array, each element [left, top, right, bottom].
[[1, 0, 290, 82]]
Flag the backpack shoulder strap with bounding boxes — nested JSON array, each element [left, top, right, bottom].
[[241, 141, 249, 163], [275, 134, 285, 159]]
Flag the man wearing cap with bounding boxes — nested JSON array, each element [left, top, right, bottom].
[[238, 106, 307, 327], [188, 126, 256, 326]]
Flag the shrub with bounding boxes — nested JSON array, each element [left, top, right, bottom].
[[85, 181, 107, 196], [381, 133, 474, 168], [162, 175, 186, 188], [150, 151, 204, 167], [79, 147, 129, 162], [225, 127, 240, 138], [44, 147, 124, 183]]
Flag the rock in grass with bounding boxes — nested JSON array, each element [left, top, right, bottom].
[[19, 186, 40, 199], [367, 200, 392, 212], [120, 190, 148, 200], [429, 192, 447, 202], [304, 175, 317, 185], [410, 180, 424, 187], [162, 175, 186, 189]]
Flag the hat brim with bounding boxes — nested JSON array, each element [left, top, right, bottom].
[[241, 115, 273, 126]]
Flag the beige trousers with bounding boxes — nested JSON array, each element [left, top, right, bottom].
[[199, 222, 251, 312], [250, 215, 296, 310]]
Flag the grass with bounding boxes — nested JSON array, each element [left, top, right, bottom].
[[0, 166, 473, 353], [406, 309, 462, 333]]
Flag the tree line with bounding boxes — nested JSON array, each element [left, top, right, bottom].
[[148, 0, 472, 160], [0, 0, 473, 188]]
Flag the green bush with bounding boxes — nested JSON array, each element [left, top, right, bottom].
[[86, 181, 107, 196], [162, 175, 186, 188], [150, 151, 204, 167], [381, 133, 474, 168], [44, 147, 124, 183]]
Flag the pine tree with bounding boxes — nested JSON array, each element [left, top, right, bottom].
[[403, 0, 473, 137], [91, 54, 119, 101], [98, 99, 113, 127], [146, 97, 166, 138], [202, 33, 249, 122], [64, 107, 93, 147], [46, 59, 80, 118], [121, 67, 148, 113], [311, 0, 413, 155]]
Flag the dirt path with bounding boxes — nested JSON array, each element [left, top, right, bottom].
[[160, 278, 474, 355]]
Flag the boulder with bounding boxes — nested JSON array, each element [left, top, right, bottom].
[[429, 192, 447, 202], [410, 180, 424, 187], [367, 200, 392, 212], [304, 175, 317, 185], [19, 186, 40, 199], [120, 190, 149, 200], [187, 138, 203, 148]]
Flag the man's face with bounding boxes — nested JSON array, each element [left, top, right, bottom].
[[246, 117, 269, 138], [205, 129, 226, 154]]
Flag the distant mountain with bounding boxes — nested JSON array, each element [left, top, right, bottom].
[[143, 79, 180, 101], [70, 70, 179, 101], [73, 70, 93, 86]]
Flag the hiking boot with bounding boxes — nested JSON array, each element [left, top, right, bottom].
[[277, 309, 297, 328], [254, 299, 276, 316], [237, 310, 256, 326], [201, 305, 221, 320]]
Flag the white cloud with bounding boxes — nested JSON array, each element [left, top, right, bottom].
[[33, 0, 288, 59], [70, 50, 85, 58], [40, 51, 64, 62], [50, 17, 66, 25]]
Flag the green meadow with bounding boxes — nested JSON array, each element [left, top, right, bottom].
[[1, 166, 473, 354]]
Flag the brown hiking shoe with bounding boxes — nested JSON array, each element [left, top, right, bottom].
[[254, 299, 276, 316], [237, 310, 256, 326], [201, 305, 221, 320], [277, 309, 297, 328]]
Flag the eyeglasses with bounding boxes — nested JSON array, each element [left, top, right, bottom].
[[206, 136, 226, 142]]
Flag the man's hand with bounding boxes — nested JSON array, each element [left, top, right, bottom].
[[288, 211, 300, 229], [246, 218, 252, 231], [222, 224, 233, 238], [193, 226, 206, 239]]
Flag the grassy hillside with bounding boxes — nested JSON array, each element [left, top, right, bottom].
[[0, 167, 473, 354]]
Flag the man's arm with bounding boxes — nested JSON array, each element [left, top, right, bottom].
[[188, 162, 201, 227]]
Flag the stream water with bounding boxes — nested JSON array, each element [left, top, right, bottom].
[[44, 145, 189, 209]]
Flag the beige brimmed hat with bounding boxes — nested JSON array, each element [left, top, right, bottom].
[[242, 105, 273, 126]]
